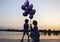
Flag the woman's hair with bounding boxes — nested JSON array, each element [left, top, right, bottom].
[[25, 19, 29, 23], [33, 20, 38, 26]]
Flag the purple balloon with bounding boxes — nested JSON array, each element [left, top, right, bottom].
[[21, 5, 26, 10], [24, 0, 29, 7], [25, 10, 29, 14], [32, 9, 36, 15], [23, 12, 28, 16], [29, 15, 33, 19], [29, 9, 36, 15], [27, 4, 33, 11]]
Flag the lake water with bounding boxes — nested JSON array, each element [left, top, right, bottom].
[[0, 31, 60, 39]]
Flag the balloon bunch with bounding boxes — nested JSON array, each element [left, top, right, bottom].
[[21, 0, 36, 19]]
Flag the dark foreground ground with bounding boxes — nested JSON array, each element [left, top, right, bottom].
[[0, 39, 60, 42]]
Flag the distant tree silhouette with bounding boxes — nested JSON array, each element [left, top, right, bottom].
[[43, 29, 47, 35], [48, 29, 51, 36], [53, 30, 58, 35]]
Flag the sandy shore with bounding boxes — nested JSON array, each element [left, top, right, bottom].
[[0, 39, 60, 42]]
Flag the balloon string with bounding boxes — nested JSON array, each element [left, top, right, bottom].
[[30, 19, 31, 29], [30, 19, 31, 24]]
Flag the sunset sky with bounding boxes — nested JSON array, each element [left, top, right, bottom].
[[0, 0, 60, 30]]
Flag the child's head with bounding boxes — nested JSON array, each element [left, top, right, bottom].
[[25, 19, 29, 23], [33, 20, 38, 26]]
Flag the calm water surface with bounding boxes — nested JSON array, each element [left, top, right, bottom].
[[0, 31, 60, 39]]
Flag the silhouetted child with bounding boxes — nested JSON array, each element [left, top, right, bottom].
[[30, 20, 40, 42], [21, 19, 29, 42]]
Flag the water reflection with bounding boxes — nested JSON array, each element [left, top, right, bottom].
[[40, 29, 60, 36], [0, 29, 60, 36], [0, 31, 60, 39], [0, 29, 60, 39]]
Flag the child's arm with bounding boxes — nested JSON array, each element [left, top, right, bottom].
[[30, 24, 32, 30]]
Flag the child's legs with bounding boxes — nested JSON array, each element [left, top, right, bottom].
[[21, 32, 26, 40], [27, 32, 29, 39]]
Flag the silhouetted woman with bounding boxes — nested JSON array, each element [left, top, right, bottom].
[[30, 20, 40, 42]]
